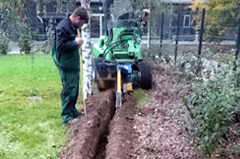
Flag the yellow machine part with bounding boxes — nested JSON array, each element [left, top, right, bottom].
[[123, 83, 133, 93]]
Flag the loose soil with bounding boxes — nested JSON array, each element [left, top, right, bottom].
[[57, 63, 198, 159], [132, 66, 199, 159], [58, 90, 115, 159], [58, 62, 240, 159], [105, 94, 137, 159]]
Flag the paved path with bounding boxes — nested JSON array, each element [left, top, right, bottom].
[[9, 39, 235, 54]]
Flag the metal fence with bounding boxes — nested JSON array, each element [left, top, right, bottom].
[[141, 9, 240, 72]]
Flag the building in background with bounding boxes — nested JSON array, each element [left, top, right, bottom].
[[31, 0, 103, 40], [160, 0, 196, 41], [29, 0, 199, 41]]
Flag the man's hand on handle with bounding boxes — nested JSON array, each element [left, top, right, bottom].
[[75, 37, 83, 45]]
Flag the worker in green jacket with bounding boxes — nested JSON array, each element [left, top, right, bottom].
[[52, 7, 89, 124]]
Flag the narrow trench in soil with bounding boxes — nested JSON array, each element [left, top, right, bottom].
[[95, 127, 110, 159], [95, 93, 137, 159], [58, 91, 136, 159], [94, 91, 116, 159]]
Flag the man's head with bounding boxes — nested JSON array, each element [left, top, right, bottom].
[[70, 7, 89, 28]]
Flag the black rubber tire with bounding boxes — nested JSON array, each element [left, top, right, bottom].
[[138, 62, 152, 90]]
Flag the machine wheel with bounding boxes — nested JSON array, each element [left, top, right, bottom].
[[138, 62, 152, 90]]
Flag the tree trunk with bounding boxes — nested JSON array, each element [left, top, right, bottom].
[[80, 0, 93, 99]]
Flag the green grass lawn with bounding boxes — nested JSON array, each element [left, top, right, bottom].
[[133, 89, 152, 107], [0, 55, 67, 159]]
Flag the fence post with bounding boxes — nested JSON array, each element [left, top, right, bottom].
[[147, 0, 151, 50], [160, 12, 164, 48], [234, 23, 240, 70], [174, 13, 180, 64], [198, 8, 205, 58]]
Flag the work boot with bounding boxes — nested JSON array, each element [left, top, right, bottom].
[[65, 118, 80, 125]]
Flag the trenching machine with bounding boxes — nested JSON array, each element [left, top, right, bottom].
[[92, 0, 152, 107]]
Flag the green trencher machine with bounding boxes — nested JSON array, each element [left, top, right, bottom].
[[92, 0, 152, 107]]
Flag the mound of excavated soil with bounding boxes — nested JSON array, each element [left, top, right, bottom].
[[105, 94, 137, 159], [58, 90, 138, 159], [58, 90, 115, 159]]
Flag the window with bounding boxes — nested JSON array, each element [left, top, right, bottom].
[[183, 15, 191, 28], [91, 14, 104, 38]]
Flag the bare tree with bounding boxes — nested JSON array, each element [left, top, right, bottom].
[[80, 0, 93, 99]]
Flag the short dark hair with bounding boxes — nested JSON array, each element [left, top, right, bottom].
[[72, 7, 89, 23], [76, 2, 81, 7]]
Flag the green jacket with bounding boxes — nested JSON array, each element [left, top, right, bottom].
[[52, 17, 80, 71]]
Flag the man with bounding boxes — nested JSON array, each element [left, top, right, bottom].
[[52, 7, 89, 124], [116, 9, 150, 33], [141, 9, 150, 24]]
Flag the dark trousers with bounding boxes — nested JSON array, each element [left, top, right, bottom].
[[58, 68, 80, 123]]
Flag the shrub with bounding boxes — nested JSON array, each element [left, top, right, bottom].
[[0, 29, 10, 55], [231, 67, 240, 89], [184, 68, 239, 157], [18, 23, 33, 54]]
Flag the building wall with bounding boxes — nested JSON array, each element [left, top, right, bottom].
[[150, 2, 196, 41]]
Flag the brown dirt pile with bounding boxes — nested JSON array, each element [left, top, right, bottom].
[[58, 90, 115, 159], [105, 94, 137, 159], [58, 64, 203, 159]]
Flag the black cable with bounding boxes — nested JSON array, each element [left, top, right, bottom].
[[102, 37, 135, 57]]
